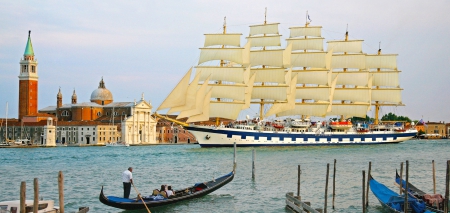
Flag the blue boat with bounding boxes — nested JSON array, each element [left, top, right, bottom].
[[395, 171, 445, 213], [369, 174, 434, 213]]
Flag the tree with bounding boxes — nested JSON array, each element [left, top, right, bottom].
[[381, 112, 411, 122]]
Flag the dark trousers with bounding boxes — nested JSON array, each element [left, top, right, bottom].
[[123, 182, 131, 198]]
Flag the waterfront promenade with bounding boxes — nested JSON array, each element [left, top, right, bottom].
[[0, 140, 449, 212]]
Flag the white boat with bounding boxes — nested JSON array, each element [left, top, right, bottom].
[[105, 142, 129, 147], [155, 12, 417, 147], [0, 200, 58, 213]]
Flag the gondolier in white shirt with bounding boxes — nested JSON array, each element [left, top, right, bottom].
[[122, 167, 133, 198]]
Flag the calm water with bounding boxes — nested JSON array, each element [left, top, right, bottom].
[[0, 140, 449, 213]]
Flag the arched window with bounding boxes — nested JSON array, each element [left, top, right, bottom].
[[97, 112, 102, 117]]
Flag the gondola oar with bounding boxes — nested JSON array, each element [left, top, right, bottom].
[[132, 183, 151, 213]]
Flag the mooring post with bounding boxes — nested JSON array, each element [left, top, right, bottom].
[[399, 162, 404, 195], [362, 170, 366, 213], [252, 149, 255, 180], [233, 142, 237, 171], [365, 161, 371, 208], [20, 181, 26, 213], [297, 165, 301, 197], [59, 171, 64, 213], [324, 163, 329, 213], [444, 160, 449, 213], [404, 160, 409, 213], [34, 178, 39, 213], [332, 159, 336, 210], [432, 160, 436, 194]]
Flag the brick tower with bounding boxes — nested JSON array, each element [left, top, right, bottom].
[[18, 31, 39, 120]]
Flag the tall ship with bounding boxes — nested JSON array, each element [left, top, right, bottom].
[[156, 12, 417, 147]]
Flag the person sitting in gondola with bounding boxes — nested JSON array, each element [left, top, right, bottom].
[[166, 185, 175, 197]]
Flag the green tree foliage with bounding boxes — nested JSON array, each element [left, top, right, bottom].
[[381, 112, 411, 122], [351, 115, 374, 123]]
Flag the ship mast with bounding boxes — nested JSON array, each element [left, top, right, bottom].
[[215, 17, 227, 126], [374, 42, 381, 125], [259, 8, 268, 121]]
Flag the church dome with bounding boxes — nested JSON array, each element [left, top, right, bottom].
[[90, 78, 113, 105]]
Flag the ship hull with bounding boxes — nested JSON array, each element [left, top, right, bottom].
[[186, 126, 417, 147]]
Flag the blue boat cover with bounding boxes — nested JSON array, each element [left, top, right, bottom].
[[107, 196, 137, 203], [370, 177, 432, 213]]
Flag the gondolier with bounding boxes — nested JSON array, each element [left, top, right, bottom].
[[122, 167, 133, 198]]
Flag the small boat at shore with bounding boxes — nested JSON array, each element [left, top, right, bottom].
[[0, 200, 58, 213], [369, 174, 433, 213], [105, 142, 129, 147], [99, 167, 235, 210], [395, 171, 445, 212]]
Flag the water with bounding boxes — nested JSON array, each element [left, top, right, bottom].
[[0, 140, 449, 213]]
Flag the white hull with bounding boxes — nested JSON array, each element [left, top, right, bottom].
[[105, 142, 129, 147], [186, 125, 417, 147], [0, 200, 58, 213]]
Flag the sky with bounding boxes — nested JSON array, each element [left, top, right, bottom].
[[1, 0, 449, 122]]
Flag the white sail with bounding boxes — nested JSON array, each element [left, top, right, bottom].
[[289, 26, 322, 38], [186, 89, 213, 123], [250, 49, 284, 67], [330, 54, 366, 69], [295, 86, 331, 101], [327, 104, 370, 118], [251, 86, 288, 100], [327, 40, 363, 53], [252, 68, 286, 83], [371, 71, 400, 87], [198, 48, 244, 65], [291, 52, 327, 68], [264, 74, 298, 117], [366, 54, 397, 70], [332, 71, 370, 86], [294, 69, 329, 85], [210, 84, 247, 101], [277, 103, 330, 117], [168, 71, 201, 113], [209, 102, 245, 119], [246, 35, 281, 47], [287, 38, 324, 51], [196, 66, 249, 84], [177, 76, 211, 119], [333, 88, 371, 103], [249, 23, 280, 36], [371, 88, 402, 103], [204, 33, 242, 47], [157, 68, 192, 111]]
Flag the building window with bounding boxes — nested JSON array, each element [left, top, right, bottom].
[[114, 111, 118, 116], [93, 132, 95, 135], [97, 112, 102, 117], [93, 137, 95, 141], [81, 137, 83, 141], [87, 128, 89, 130]]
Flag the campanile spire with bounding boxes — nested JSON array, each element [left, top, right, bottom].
[[18, 30, 39, 120]]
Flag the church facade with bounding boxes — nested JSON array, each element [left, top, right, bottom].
[[0, 31, 157, 146]]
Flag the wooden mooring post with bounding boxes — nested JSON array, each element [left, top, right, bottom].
[[324, 163, 329, 213], [297, 165, 301, 197], [20, 181, 26, 213], [252, 149, 256, 180], [34, 178, 39, 213], [365, 161, 371, 208], [404, 160, 409, 213], [362, 170, 366, 213], [399, 162, 403, 195], [444, 160, 449, 213], [432, 160, 436, 194], [332, 159, 336, 210], [59, 171, 64, 213]]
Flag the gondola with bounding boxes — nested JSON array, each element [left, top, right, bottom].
[[369, 174, 433, 213], [395, 171, 445, 213], [99, 165, 235, 210]]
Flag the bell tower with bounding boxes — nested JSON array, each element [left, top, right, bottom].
[[18, 31, 39, 120]]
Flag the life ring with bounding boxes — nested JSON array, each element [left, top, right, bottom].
[[205, 135, 210, 140]]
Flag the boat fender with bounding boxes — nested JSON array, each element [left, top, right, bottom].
[[205, 135, 210, 140]]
